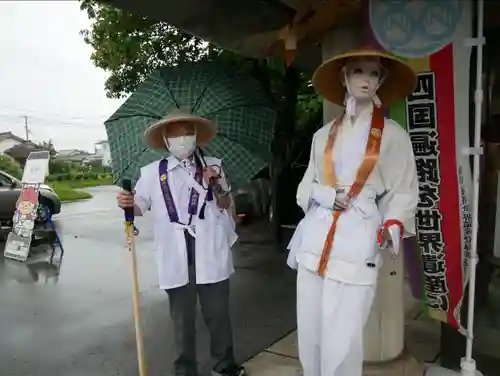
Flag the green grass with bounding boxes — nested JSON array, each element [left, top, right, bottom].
[[49, 182, 92, 202], [47, 178, 114, 202], [62, 177, 114, 189]]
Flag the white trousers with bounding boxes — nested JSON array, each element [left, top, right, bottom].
[[297, 265, 376, 376]]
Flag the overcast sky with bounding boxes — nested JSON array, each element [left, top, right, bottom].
[[0, 1, 124, 152]]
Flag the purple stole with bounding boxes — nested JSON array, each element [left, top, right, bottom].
[[159, 158, 210, 224]]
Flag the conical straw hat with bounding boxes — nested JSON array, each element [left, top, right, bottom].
[[312, 46, 417, 107], [144, 108, 216, 150]]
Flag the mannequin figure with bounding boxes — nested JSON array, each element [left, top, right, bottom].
[[287, 47, 419, 376]]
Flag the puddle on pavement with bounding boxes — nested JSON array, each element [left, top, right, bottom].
[[0, 243, 62, 285]]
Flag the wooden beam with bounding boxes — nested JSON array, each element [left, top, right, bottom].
[[270, 0, 362, 57]]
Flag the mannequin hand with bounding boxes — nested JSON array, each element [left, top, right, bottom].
[[311, 184, 351, 211], [333, 190, 349, 211], [311, 183, 336, 209], [388, 224, 401, 243], [388, 224, 401, 256], [379, 224, 401, 256], [381, 227, 390, 244]]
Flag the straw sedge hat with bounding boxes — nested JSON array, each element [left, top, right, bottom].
[[144, 108, 216, 150], [312, 46, 417, 107]]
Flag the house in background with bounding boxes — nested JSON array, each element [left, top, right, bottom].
[[54, 149, 96, 164], [0, 132, 48, 167], [0, 132, 30, 154], [1, 132, 112, 168], [4, 143, 48, 168], [54, 146, 110, 167], [94, 140, 111, 166]]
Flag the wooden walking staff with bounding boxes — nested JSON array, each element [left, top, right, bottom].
[[122, 179, 147, 376]]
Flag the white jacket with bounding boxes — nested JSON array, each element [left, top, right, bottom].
[[287, 105, 419, 285], [134, 155, 237, 289]]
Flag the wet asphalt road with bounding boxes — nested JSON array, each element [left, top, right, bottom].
[[0, 186, 297, 376]]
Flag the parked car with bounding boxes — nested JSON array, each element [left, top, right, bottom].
[[0, 169, 61, 226]]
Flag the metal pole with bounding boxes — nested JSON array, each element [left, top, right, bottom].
[[24, 116, 29, 141], [461, 0, 484, 375]]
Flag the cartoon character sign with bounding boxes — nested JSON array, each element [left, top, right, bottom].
[[12, 186, 38, 238], [5, 151, 51, 262], [16, 186, 38, 220]]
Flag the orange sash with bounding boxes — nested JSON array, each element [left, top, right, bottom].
[[317, 106, 385, 276]]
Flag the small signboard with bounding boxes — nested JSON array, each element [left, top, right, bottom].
[[21, 154, 49, 184], [4, 151, 50, 262]]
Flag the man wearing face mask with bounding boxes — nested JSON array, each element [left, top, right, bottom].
[[117, 108, 245, 376], [287, 47, 419, 376]]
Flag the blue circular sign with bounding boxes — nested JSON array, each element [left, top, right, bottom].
[[369, 0, 464, 58]]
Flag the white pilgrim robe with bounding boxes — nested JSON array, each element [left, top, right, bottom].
[[134, 156, 237, 290], [287, 104, 419, 376]]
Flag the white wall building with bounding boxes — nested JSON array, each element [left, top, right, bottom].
[[94, 140, 112, 167], [0, 132, 26, 154]]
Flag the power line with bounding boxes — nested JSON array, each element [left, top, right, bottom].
[[0, 113, 105, 125], [0, 108, 112, 128], [0, 103, 119, 122], [0, 114, 106, 128]]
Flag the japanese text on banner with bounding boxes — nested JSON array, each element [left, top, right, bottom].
[[407, 73, 450, 313]]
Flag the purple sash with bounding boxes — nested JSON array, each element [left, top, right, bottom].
[[159, 158, 204, 224]]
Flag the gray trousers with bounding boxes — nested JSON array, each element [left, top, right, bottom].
[[166, 231, 235, 376]]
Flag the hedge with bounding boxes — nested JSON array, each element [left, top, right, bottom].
[[0, 155, 22, 179], [46, 172, 114, 182]]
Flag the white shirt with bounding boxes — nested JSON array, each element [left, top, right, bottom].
[[134, 155, 237, 289], [287, 105, 419, 285]]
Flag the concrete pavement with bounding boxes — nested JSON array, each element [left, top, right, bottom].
[[0, 186, 297, 376], [2, 185, 500, 376], [241, 264, 500, 376]]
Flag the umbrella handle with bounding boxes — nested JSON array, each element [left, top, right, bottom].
[[196, 148, 214, 201], [122, 179, 147, 376], [122, 179, 135, 222]]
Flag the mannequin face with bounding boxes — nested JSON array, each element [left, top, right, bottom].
[[344, 58, 381, 101]]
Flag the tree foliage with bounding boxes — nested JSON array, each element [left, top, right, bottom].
[[79, 0, 321, 130], [38, 140, 57, 157], [79, 0, 321, 170], [0, 155, 22, 180], [79, 0, 323, 238], [80, 0, 213, 98]]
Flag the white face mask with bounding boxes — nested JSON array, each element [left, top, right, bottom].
[[166, 135, 196, 160]]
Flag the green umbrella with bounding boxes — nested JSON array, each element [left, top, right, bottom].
[[105, 62, 277, 190]]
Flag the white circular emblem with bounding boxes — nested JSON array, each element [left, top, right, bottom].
[[369, 0, 464, 58]]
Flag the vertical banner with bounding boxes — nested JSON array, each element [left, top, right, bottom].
[[368, 0, 473, 329]]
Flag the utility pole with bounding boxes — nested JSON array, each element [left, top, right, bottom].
[[24, 116, 29, 141]]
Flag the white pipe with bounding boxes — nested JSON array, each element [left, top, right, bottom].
[[461, 0, 484, 374]]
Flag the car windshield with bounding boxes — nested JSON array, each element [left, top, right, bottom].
[[0, 172, 14, 187]]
